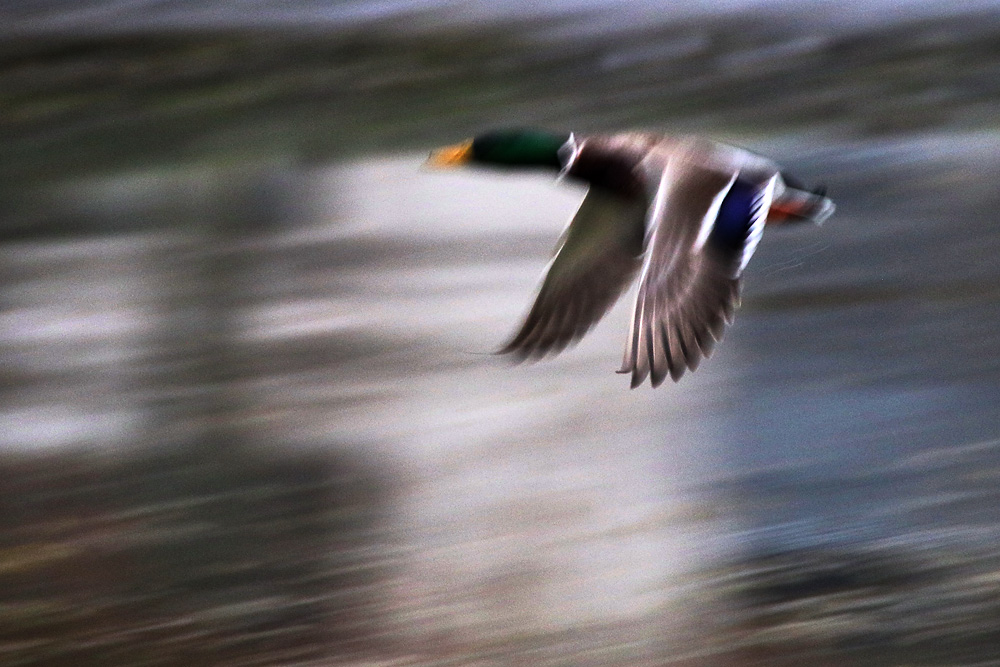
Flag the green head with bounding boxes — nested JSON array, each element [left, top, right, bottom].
[[427, 129, 572, 170]]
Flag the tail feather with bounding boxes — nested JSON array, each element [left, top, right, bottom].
[[769, 182, 835, 225]]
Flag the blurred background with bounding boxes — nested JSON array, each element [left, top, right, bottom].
[[3, 1, 1000, 665]]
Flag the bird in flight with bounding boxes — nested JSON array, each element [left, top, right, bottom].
[[427, 129, 833, 387]]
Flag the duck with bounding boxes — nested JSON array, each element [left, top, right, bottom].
[[426, 129, 834, 388]]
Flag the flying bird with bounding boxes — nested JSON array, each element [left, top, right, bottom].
[[427, 130, 834, 388]]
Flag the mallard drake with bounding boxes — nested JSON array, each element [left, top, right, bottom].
[[427, 129, 834, 388]]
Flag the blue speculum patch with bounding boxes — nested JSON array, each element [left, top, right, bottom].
[[710, 179, 759, 252]]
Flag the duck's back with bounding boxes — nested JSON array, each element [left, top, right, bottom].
[[568, 133, 779, 199], [567, 133, 668, 197]]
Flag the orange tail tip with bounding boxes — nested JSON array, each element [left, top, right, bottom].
[[769, 191, 835, 225]]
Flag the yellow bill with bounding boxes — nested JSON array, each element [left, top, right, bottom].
[[426, 140, 473, 168]]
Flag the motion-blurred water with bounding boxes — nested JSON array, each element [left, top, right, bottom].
[[3, 4, 1000, 665]]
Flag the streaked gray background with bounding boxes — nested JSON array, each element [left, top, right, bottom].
[[3, 3, 1000, 665]]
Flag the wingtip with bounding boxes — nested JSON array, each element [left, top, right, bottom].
[[648, 372, 665, 388], [494, 342, 530, 365], [494, 342, 516, 357], [620, 366, 683, 388]]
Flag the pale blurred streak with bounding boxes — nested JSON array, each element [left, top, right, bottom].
[[3, 3, 1000, 665]]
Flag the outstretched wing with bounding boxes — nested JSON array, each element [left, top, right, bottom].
[[499, 187, 647, 360], [620, 160, 777, 387]]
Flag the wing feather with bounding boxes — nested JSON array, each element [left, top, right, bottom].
[[621, 158, 772, 387], [499, 187, 646, 360]]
